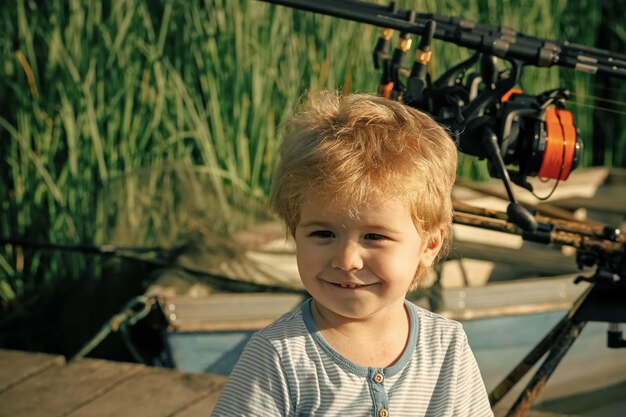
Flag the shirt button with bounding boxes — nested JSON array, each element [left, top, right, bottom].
[[373, 372, 384, 384], [378, 408, 389, 417]]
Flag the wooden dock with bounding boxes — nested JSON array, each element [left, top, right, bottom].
[[3, 338, 625, 417], [0, 349, 226, 417]]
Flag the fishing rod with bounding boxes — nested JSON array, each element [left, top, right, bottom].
[[453, 201, 624, 251], [453, 201, 625, 296], [263, 0, 626, 79]]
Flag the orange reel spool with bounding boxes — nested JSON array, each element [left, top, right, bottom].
[[538, 108, 578, 180]]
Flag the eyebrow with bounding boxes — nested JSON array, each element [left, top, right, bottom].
[[298, 221, 334, 228], [362, 224, 402, 234], [298, 221, 402, 234]]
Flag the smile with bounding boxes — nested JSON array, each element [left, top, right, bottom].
[[329, 281, 374, 289]]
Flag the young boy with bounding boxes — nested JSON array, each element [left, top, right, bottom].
[[211, 91, 493, 416]]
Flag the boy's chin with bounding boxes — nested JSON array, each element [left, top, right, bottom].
[[313, 297, 405, 321]]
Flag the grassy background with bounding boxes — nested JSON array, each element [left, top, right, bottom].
[[0, 0, 624, 353]]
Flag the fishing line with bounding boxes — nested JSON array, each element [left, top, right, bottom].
[[569, 92, 626, 107], [567, 101, 626, 116]]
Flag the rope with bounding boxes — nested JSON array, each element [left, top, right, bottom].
[[68, 295, 155, 363]]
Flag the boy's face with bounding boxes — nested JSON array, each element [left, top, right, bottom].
[[294, 192, 442, 322]]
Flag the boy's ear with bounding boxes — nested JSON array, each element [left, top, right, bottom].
[[419, 227, 445, 268]]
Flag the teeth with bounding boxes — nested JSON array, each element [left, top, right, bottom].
[[338, 282, 360, 288]]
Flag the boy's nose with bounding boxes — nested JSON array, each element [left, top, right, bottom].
[[330, 241, 364, 271]]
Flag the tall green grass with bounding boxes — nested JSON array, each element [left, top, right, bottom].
[[0, 0, 624, 348]]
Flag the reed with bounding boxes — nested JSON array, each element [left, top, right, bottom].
[[0, 0, 622, 348]]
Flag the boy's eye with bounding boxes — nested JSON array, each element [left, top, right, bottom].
[[365, 233, 386, 241], [309, 230, 335, 239]]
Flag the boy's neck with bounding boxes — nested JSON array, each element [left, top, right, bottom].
[[311, 299, 411, 368]]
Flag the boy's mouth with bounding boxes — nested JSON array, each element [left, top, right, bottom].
[[329, 281, 373, 289]]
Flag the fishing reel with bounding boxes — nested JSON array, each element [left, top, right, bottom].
[[453, 84, 584, 194], [374, 21, 583, 231], [499, 89, 582, 186]]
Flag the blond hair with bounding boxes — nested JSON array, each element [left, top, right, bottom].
[[269, 91, 457, 284]]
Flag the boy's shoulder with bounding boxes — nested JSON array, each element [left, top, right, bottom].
[[256, 301, 310, 341], [410, 302, 466, 340], [245, 301, 316, 365], [412, 303, 459, 323]]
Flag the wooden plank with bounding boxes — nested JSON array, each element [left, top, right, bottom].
[[543, 168, 626, 220], [167, 293, 304, 332], [0, 349, 64, 394], [65, 367, 225, 417], [456, 167, 610, 208], [548, 193, 626, 216], [0, 358, 141, 417], [170, 378, 227, 417], [439, 275, 588, 320], [450, 239, 580, 276]]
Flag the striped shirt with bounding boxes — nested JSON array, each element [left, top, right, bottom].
[[211, 299, 493, 417]]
